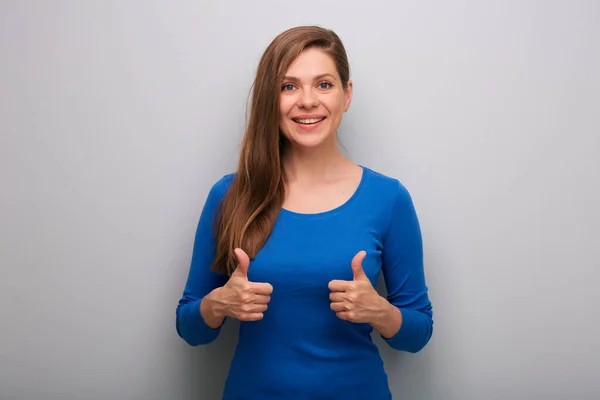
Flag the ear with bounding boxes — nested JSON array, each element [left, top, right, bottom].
[[344, 80, 353, 112]]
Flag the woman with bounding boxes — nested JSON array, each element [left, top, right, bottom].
[[176, 25, 433, 399]]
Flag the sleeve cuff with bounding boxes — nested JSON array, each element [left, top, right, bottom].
[[382, 307, 432, 353], [177, 299, 224, 346]]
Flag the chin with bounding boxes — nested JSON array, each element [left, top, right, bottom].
[[284, 131, 334, 150]]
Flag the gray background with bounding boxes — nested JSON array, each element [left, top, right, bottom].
[[1, 1, 599, 399]]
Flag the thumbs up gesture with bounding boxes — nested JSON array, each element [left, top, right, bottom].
[[210, 248, 273, 322], [328, 250, 386, 324]]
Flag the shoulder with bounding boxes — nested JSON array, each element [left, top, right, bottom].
[[212, 172, 235, 193], [361, 167, 421, 239], [362, 166, 413, 205], [205, 172, 236, 204]]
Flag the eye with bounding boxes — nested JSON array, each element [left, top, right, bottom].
[[282, 84, 295, 91], [319, 81, 333, 89]]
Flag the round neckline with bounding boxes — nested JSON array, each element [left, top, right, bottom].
[[280, 165, 368, 219]]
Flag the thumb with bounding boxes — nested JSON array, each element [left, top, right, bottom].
[[231, 248, 250, 278], [351, 250, 367, 280]]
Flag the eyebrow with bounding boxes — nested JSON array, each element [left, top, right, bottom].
[[282, 73, 338, 82]]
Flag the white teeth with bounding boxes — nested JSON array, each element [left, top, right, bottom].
[[295, 117, 324, 124]]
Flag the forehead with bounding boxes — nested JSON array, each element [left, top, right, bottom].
[[285, 48, 338, 79]]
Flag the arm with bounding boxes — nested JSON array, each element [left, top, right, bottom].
[[378, 181, 433, 353], [175, 178, 230, 346]]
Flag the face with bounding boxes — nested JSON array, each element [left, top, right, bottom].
[[278, 48, 352, 149]]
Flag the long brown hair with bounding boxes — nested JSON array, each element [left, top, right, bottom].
[[211, 26, 351, 275]]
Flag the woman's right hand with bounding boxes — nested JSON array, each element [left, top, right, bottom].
[[201, 248, 273, 326]]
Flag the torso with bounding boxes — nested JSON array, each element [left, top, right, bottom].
[[221, 166, 398, 400]]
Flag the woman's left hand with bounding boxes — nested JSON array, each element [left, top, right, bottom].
[[328, 251, 391, 324]]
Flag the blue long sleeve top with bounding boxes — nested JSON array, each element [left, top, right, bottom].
[[176, 166, 433, 400]]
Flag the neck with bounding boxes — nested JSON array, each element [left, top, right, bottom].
[[282, 138, 351, 184]]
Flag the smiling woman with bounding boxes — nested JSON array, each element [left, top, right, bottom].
[[175, 25, 434, 400]]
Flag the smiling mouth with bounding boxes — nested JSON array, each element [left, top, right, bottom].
[[292, 117, 326, 125]]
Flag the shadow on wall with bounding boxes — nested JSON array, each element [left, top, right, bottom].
[[180, 319, 240, 399]]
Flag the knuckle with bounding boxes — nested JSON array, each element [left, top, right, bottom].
[[240, 293, 252, 303]]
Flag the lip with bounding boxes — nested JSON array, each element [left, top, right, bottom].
[[292, 114, 326, 120], [291, 116, 326, 132]]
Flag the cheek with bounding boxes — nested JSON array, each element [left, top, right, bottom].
[[279, 97, 295, 117], [327, 93, 346, 113], [325, 99, 345, 120]]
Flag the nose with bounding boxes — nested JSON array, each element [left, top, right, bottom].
[[297, 87, 319, 109]]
